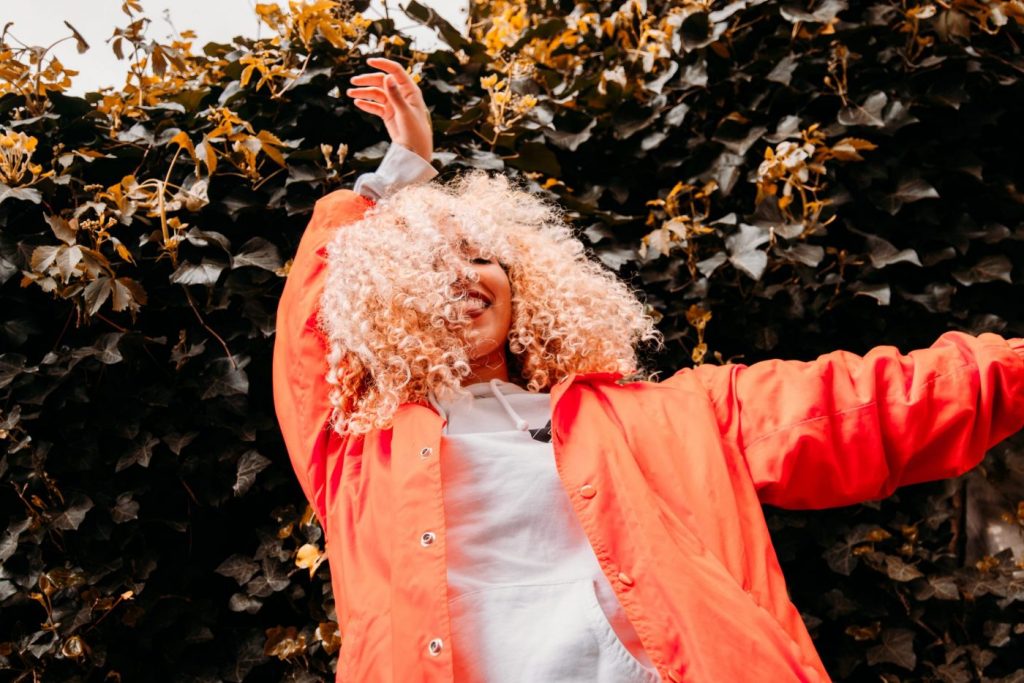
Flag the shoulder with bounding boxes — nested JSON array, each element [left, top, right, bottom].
[[312, 189, 374, 227]]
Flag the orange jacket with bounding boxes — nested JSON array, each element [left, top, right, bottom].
[[273, 189, 1024, 682]]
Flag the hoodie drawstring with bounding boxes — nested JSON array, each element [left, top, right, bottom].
[[489, 379, 530, 432], [427, 379, 530, 434]]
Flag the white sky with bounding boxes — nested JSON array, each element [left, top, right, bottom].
[[2, 0, 469, 94]]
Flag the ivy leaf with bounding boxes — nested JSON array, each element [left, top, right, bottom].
[[115, 433, 160, 472], [202, 356, 250, 399], [162, 431, 198, 455], [227, 592, 263, 614], [779, 244, 824, 267], [0, 185, 42, 205], [865, 234, 921, 269], [233, 450, 271, 496], [183, 227, 231, 251], [767, 54, 799, 86], [882, 179, 940, 215], [697, 251, 728, 277], [232, 237, 283, 272], [850, 282, 891, 305], [780, 0, 848, 23], [0, 354, 33, 390], [952, 255, 1013, 286], [914, 575, 960, 601], [867, 628, 917, 670], [900, 283, 954, 313], [838, 91, 888, 127], [170, 260, 227, 286], [246, 560, 291, 596], [216, 554, 261, 585], [111, 493, 140, 523], [50, 494, 94, 531], [0, 518, 31, 563], [725, 224, 770, 280], [884, 555, 924, 582]]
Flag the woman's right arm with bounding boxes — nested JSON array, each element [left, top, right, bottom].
[[272, 190, 373, 529], [272, 58, 435, 529]]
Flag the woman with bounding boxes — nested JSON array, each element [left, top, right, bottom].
[[272, 58, 1024, 682]]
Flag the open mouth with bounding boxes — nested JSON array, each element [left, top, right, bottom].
[[464, 290, 491, 317]]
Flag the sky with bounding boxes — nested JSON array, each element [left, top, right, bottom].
[[2, 0, 469, 94]]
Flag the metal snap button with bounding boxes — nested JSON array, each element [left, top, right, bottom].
[[428, 638, 443, 656], [420, 531, 436, 547], [419, 446, 432, 459]]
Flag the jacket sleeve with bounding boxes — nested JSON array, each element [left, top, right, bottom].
[[683, 331, 1024, 509], [272, 190, 373, 530]]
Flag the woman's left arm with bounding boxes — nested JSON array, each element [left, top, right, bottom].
[[677, 331, 1024, 509]]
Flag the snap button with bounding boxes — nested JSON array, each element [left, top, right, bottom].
[[579, 484, 597, 499], [420, 531, 436, 547], [667, 670, 683, 682], [419, 446, 432, 459], [617, 571, 634, 587], [428, 638, 443, 656]]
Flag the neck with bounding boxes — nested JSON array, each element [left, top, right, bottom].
[[466, 347, 510, 385]]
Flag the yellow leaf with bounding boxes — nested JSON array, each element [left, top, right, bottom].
[[241, 64, 256, 88], [170, 130, 196, 160], [114, 241, 135, 264], [196, 138, 217, 175], [295, 543, 324, 577], [691, 342, 708, 365], [317, 20, 348, 49], [685, 304, 712, 330], [260, 142, 286, 167]]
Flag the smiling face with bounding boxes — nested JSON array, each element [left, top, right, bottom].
[[454, 247, 514, 382]]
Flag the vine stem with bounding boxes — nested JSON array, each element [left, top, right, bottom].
[[181, 285, 236, 369], [159, 145, 184, 268]]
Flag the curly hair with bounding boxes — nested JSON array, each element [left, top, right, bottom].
[[318, 170, 663, 436]]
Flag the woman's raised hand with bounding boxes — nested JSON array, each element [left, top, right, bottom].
[[347, 57, 434, 163]]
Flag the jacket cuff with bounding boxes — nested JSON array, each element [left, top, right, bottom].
[[353, 143, 438, 201]]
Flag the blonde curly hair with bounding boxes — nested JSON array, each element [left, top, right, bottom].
[[318, 170, 662, 436]]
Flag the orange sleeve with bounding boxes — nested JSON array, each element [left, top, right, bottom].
[[683, 332, 1024, 509], [272, 190, 373, 531]]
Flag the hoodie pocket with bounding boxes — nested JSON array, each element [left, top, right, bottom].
[[448, 579, 660, 682], [581, 578, 662, 682]]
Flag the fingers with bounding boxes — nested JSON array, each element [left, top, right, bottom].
[[346, 86, 387, 103], [349, 72, 384, 87], [365, 57, 416, 88], [346, 76, 412, 114], [352, 98, 388, 119]]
